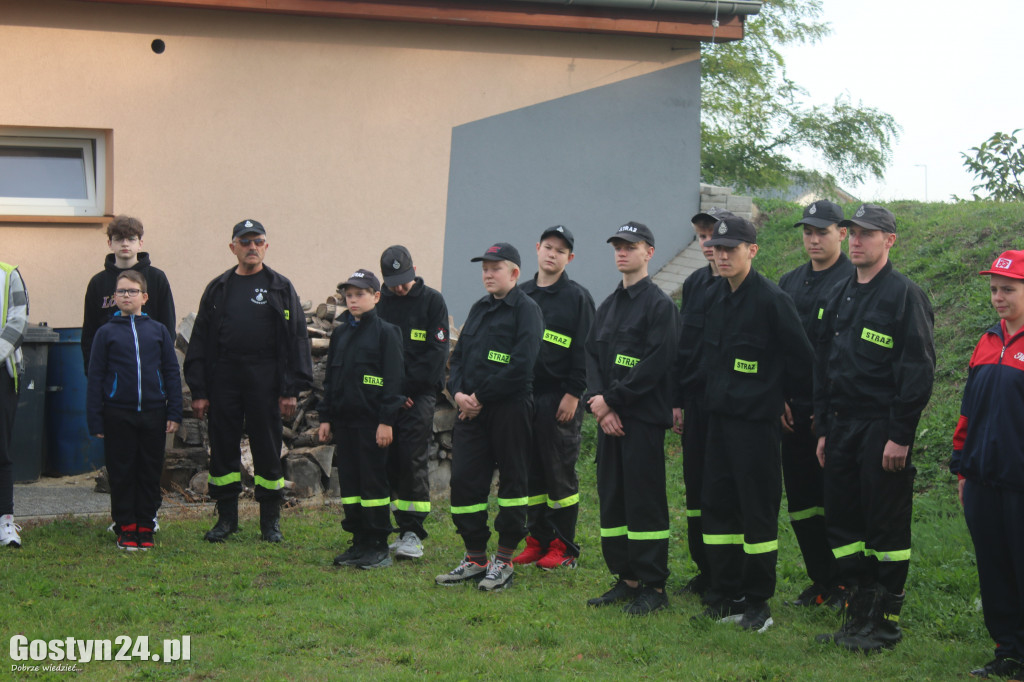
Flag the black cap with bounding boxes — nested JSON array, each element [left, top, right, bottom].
[[691, 207, 735, 225], [471, 242, 521, 267], [839, 203, 896, 233], [795, 200, 844, 229], [380, 245, 415, 287], [607, 221, 655, 247], [340, 268, 381, 292], [705, 215, 757, 247], [539, 225, 575, 251], [232, 218, 266, 240]]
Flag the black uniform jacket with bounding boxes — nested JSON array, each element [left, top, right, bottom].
[[183, 264, 313, 401], [448, 285, 543, 404], [82, 253, 176, 375], [778, 253, 855, 411], [520, 271, 596, 398], [585, 276, 680, 429], [319, 308, 404, 428], [673, 264, 717, 406], [377, 277, 449, 397], [813, 261, 935, 445], [699, 270, 813, 421]]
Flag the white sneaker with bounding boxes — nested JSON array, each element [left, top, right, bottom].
[[0, 515, 22, 548], [394, 531, 424, 560]]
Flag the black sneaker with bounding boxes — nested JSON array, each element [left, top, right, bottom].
[[333, 542, 367, 567], [116, 524, 138, 552], [352, 544, 392, 570], [623, 586, 668, 616], [587, 579, 639, 607], [788, 583, 829, 607], [674, 573, 709, 596], [970, 657, 1024, 679], [737, 601, 773, 633], [695, 596, 747, 622]]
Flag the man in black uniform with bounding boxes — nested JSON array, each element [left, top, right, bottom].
[[671, 207, 732, 597], [513, 226, 595, 570], [814, 204, 935, 651], [585, 222, 679, 616], [696, 215, 813, 632], [376, 245, 449, 561], [436, 243, 543, 592], [184, 219, 313, 543], [777, 200, 853, 607]]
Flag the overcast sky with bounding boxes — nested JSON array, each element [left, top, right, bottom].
[[769, 0, 1024, 203]]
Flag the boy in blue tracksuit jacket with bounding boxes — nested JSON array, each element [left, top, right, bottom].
[[319, 269, 405, 570], [87, 271, 182, 551]]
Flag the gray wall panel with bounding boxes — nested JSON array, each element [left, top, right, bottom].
[[442, 60, 701, 324]]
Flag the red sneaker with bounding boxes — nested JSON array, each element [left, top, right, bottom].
[[537, 538, 577, 570], [137, 527, 155, 551], [117, 524, 138, 551], [512, 536, 547, 565]]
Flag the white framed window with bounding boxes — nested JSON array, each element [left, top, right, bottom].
[[0, 127, 108, 217]]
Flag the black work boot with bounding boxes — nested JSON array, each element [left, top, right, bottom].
[[259, 499, 283, 543], [334, 534, 367, 566], [816, 585, 875, 644], [839, 586, 904, 652], [204, 497, 239, 543]]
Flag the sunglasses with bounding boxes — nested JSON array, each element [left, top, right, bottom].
[[236, 237, 266, 247]]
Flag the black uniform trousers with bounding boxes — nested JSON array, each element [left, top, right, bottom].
[[681, 395, 709, 579], [450, 398, 531, 552], [780, 408, 836, 588], [207, 359, 285, 502], [525, 390, 583, 549], [596, 417, 670, 588], [103, 406, 166, 528], [338, 424, 392, 541], [823, 415, 914, 595], [963, 480, 1024, 661], [0, 371, 17, 516], [703, 415, 781, 604], [387, 393, 435, 540]]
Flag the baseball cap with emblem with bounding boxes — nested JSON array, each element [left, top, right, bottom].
[[794, 200, 844, 229], [839, 204, 896, 233], [232, 218, 266, 239], [979, 249, 1024, 280], [691, 207, 736, 225], [380, 245, 415, 288], [471, 242, 521, 267], [341, 268, 381, 292], [705, 215, 757, 247], [539, 225, 575, 251], [607, 221, 655, 247]]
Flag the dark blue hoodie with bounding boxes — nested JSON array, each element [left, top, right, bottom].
[[87, 311, 183, 435]]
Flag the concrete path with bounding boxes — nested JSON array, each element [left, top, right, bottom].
[[13, 473, 112, 522]]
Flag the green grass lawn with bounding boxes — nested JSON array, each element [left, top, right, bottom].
[[3, 199, 1017, 680]]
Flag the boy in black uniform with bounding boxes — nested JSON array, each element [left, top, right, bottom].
[[696, 215, 813, 632], [82, 215, 176, 376], [585, 222, 679, 616], [513, 226, 595, 570], [376, 246, 449, 560], [436, 243, 543, 592], [813, 204, 935, 651], [777, 200, 853, 607], [671, 208, 731, 597], [319, 269, 404, 570]]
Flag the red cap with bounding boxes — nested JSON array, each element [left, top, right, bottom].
[[979, 250, 1024, 280]]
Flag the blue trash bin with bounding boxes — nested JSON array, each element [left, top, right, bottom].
[[45, 327, 105, 476]]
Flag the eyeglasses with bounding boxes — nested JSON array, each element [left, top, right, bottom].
[[112, 236, 140, 244], [115, 289, 142, 297], [236, 238, 266, 247]]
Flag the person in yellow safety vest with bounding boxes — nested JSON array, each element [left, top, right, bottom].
[[0, 261, 28, 548]]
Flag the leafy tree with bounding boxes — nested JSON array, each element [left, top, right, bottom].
[[957, 130, 1024, 201], [701, 0, 900, 194]]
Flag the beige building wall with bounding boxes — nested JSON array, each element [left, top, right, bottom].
[[0, 0, 698, 327]]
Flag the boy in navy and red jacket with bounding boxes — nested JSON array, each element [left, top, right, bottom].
[[87, 270, 182, 551]]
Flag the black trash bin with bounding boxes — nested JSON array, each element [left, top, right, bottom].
[[10, 325, 60, 483]]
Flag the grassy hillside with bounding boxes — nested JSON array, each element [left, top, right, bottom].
[[752, 199, 1024, 490]]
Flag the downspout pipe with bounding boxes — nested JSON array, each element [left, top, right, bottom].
[[500, 0, 762, 15]]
